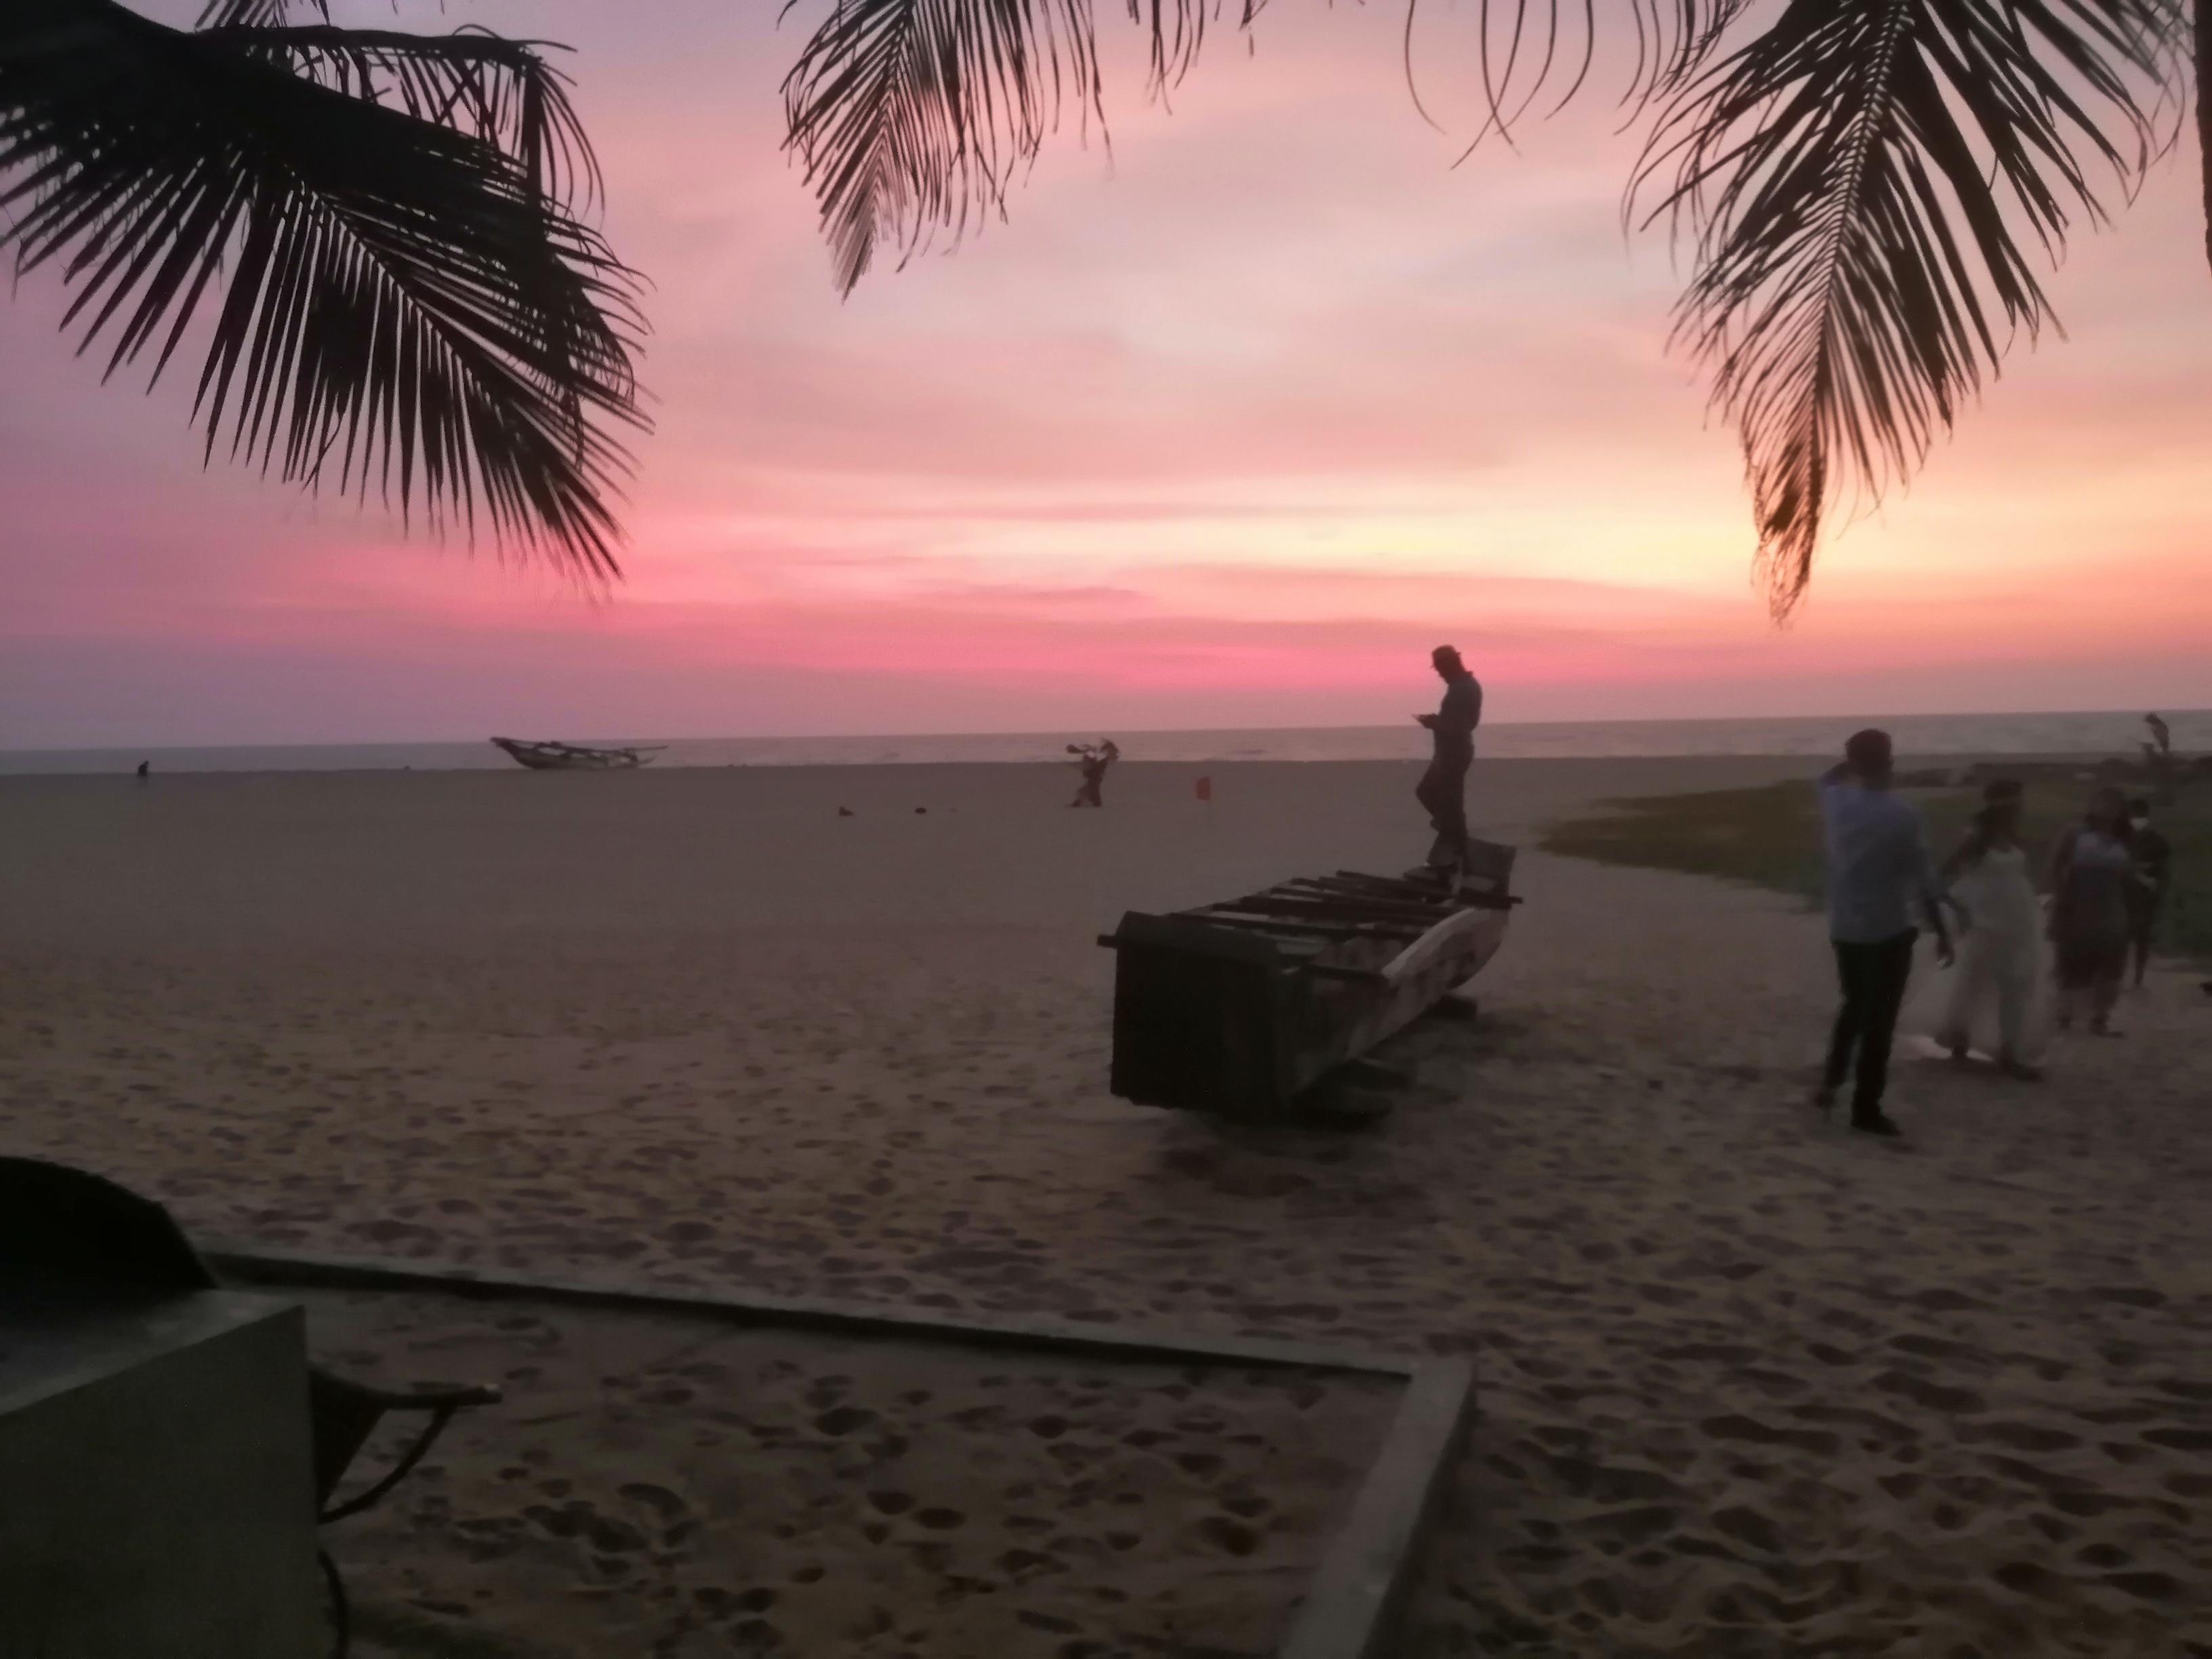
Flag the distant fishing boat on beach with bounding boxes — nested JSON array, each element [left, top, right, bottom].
[[490, 737, 665, 771]]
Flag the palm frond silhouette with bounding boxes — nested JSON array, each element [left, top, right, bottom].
[[2, 0, 647, 578], [6, 2, 2201, 607], [781, 0, 2198, 615]]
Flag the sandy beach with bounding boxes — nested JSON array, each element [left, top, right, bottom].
[[1, 757, 2206, 1658]]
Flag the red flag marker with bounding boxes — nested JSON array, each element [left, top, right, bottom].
[[1195, 776, 1212, 802]]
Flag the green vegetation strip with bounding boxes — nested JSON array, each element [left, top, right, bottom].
[[1540, 772, 2211, 965]]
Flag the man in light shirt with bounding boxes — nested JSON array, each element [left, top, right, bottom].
[[1817, 729, 1954, 1137]]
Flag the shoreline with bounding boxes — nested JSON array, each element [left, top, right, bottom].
[[0, 747, 2152, 783], [7, 705, 2203, 778]]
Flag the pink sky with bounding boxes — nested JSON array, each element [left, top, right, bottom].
[[3, 0, 2209, 747]]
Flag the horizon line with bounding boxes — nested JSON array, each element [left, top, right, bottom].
[[3, 704, 2200, 757]]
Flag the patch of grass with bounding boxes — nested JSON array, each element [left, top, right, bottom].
[[1540, 780, 1829, 905], [1542, 772, 2212, 965]]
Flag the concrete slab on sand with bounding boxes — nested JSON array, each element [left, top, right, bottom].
[[213, 1250, 1475, 1659]]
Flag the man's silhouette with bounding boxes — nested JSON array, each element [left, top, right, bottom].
[[1414, 645, 1481, 869], [1816, 729, 1955, 1137], [2125, 798, 2171, 988]]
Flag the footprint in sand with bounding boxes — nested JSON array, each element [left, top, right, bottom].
[[1699, 1414, 1841, 1456], [617, 1481, 687, 1518], [1872, 1370, 1986, 1414], [1193, 1515, 1261, 1557], [1980, 1421, 2079, 1453], [2104, 1570, 2180, 1600], [1585, 1504, 1677, 1548], [1996, 1561, 2061, 1596], [1711, 1505, 1783, 1553]]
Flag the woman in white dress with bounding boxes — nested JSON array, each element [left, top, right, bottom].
[[1936, 781, 2046, 1077]]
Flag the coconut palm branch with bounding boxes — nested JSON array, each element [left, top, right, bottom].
[[1, 0, 647, 578], [784, 0, 2200, 615], [782, 0, 1746, 294], [1635, 0, 2186, 615]]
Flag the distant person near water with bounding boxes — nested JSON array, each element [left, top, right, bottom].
[[2049, 787, 2134, 1033], [2142, 713, 2177, 802], [1414, 645, 1481, 871], [135, 760, 149, 781], [2123, 798, 2172, 989], [1067, 740, 1119, 808], [1932, 779, 2045, 1078], [1816, 729, 1955, 1137]]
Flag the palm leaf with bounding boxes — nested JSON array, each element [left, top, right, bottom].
[[210, 24, 606, 213], [781, 0, 1751, 297], [1634, 0, 2184, 617], [195, 0, 329, 26], [3, 0, 647, 577], [1418, 0, 1753, 156], [781, 0, 1111, 295]]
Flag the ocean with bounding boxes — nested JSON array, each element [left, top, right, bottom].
[[3, 710, 2203, 776]]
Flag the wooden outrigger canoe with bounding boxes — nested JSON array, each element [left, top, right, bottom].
[[491, 737, 665, 771], [1099, 840, 1519, 1118]]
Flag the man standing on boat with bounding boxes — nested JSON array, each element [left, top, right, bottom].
[[1414, 645, 1482, 870]]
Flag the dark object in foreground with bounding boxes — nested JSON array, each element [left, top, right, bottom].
[[0, 1158, 499, 1659], [1100, 842, 1518, 1118], [491, 736, 664, 771]]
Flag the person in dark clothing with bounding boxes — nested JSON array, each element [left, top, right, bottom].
[[1067, 739, 1119, 808], [2049, 787, 2134, 1032], [2123, 798, 2171, 989], [1414, 645, 1482, 869], [1816, 729, 1954, 1137]]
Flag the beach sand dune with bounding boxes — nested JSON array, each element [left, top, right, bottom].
[[2, 759, 2205, 1656]]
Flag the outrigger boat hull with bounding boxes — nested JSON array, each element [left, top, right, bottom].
[[1099, 841, 1517, 1118], [491, 737, 664, 771]]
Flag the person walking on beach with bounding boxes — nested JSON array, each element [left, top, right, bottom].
[[1414, 645, 1482, 869], [1067, 739, 1119, 808], [1934, 780, 2045, 1078], [2123, 798, 2172, 989], [1817, 729, 1954, 1137], [2049, 787, 2134, 1033]]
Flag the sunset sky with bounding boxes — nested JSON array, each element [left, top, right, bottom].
[[4, 0, 2209, 748]]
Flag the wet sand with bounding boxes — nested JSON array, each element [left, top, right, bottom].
[[1, 758, 2205, 1656]]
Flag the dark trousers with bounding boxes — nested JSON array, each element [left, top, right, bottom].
[[1416, 751, 1471, 866], [1825, 930, 1916, 1120], [2126, 893, 2160, 985]]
